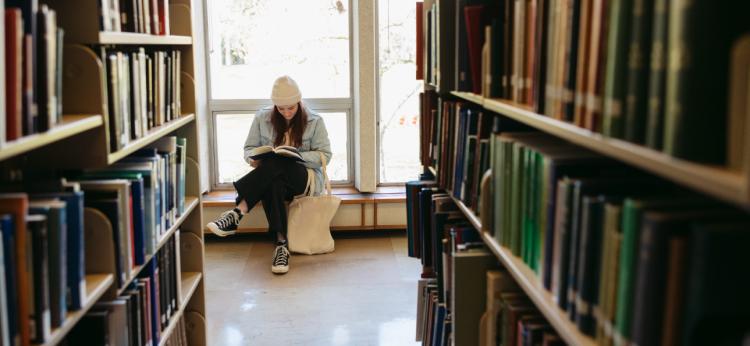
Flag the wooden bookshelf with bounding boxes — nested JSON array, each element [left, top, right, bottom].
[[98, 32, 192, 45], [157, 272, 202, 346], [447, 191, 482, 231], [34, 274, 115, 346], [117, 197, 200, 297], [0, 0, 207, 344], [480, 232, 598, 346], [0, 114, 102, 161], [179, 272, 202, 312], [108, 114, 196, 164], [449, 91, 750, 210]]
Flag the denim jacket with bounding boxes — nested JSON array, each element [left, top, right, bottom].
[[243, 105, 332, 195]]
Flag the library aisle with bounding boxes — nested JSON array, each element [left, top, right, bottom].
[[204, 233, 422, 346]]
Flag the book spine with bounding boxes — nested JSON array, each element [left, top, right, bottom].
[[601, 0, 633, 138], [622, 0, 653, 143], [644, 0, 668, 150]]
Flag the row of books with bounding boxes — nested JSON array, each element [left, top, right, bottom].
[[64, 233, 184, 346], [419, 93, 525, 211], [3, 1, 64, 145], [100, 47, 183, 152], [487, 131, 750, 345], [100, 0, 171, 35], [74, 135, 188, 289], [0, 186, 87, 345], [407, 185, 565, 345], [419, 0, 750, 166]]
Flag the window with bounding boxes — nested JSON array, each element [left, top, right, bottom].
[[205, 0, 352, 187], [213, 112, 350, 184], [377, 0, 422, 184]]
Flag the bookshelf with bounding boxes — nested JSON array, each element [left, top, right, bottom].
[[416, 1, 750, 344], [0, 0, 207, 345], [450, 91, 750, 210]]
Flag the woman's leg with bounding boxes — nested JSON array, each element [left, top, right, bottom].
[[262, 161, 307, 274], [206, 157, 295, 237]]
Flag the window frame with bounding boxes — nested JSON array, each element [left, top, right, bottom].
[[209, 100, 354, 189], [203, 0, 355, 190]]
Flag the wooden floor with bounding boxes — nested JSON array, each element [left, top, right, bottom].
[[204, 232, 422, 345]]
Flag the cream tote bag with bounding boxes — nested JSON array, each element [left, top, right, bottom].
[[287, 153, 341, 255]]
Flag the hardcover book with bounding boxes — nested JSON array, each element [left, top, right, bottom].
[[248, 145, 304, 162]]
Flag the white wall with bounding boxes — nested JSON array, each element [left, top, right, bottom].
[[191, 0, 211, 193]]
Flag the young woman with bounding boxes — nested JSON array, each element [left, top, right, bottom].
[[206, 76, 332, 274]]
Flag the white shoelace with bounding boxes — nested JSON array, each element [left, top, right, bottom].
[[273, 246, 290, 266], [214, 210, 239, 230]]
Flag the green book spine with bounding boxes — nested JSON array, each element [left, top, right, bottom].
[[492, 135, 504, 244], [520, 147, 534, 266], [613, 199, 640, 345], [623, 0, 653, 143], [538, 153, 551, 277], [510, 143, 523, 254], [601, 0, 633, 138], [644, 0, 668, 149], [502, 141, 515, 247]]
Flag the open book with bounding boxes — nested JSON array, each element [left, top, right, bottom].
[[248, 145, 304, 162]]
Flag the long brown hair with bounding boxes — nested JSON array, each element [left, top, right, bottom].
[[271, 103, 307, 147]]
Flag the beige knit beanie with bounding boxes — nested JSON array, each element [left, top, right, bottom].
[[271, 75, 302, 106]]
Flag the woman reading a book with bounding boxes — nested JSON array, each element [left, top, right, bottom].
[[206, 76, 332, 274]]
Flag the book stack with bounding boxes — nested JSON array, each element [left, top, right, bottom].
[[0, 182, 88, 345], [3, 0, 65, 147], [99, 0, 171, 35], [99, 47, 182, 151], [66, 233, 182, 346]]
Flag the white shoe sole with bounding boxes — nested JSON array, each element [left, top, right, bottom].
[[271, 265, 289, 274], [206, 222, 236, 237]]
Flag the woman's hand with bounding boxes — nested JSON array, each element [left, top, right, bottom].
[[250, 159, 261, 168]]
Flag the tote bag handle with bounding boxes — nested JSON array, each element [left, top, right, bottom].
[[300, 152, 332, 197]]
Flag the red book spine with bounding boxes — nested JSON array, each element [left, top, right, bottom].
[[5, 9, 23, 141], [464, 5, 485, 95]]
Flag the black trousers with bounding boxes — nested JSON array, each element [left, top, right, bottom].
[[233, 156, 308, 237]]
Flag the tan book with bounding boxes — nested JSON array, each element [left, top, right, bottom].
[[583, 0, 608, 131], [573, 0, 593, 126]]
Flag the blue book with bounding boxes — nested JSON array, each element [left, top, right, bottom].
[[109, 163, 158, 257], [29, 200, 68, 328], [176, 137, 187, 215], [34, 191, 86, 311], [0, 215, 18, 345], [123, 151, 165, 237], [432, 303, 446, 346]]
